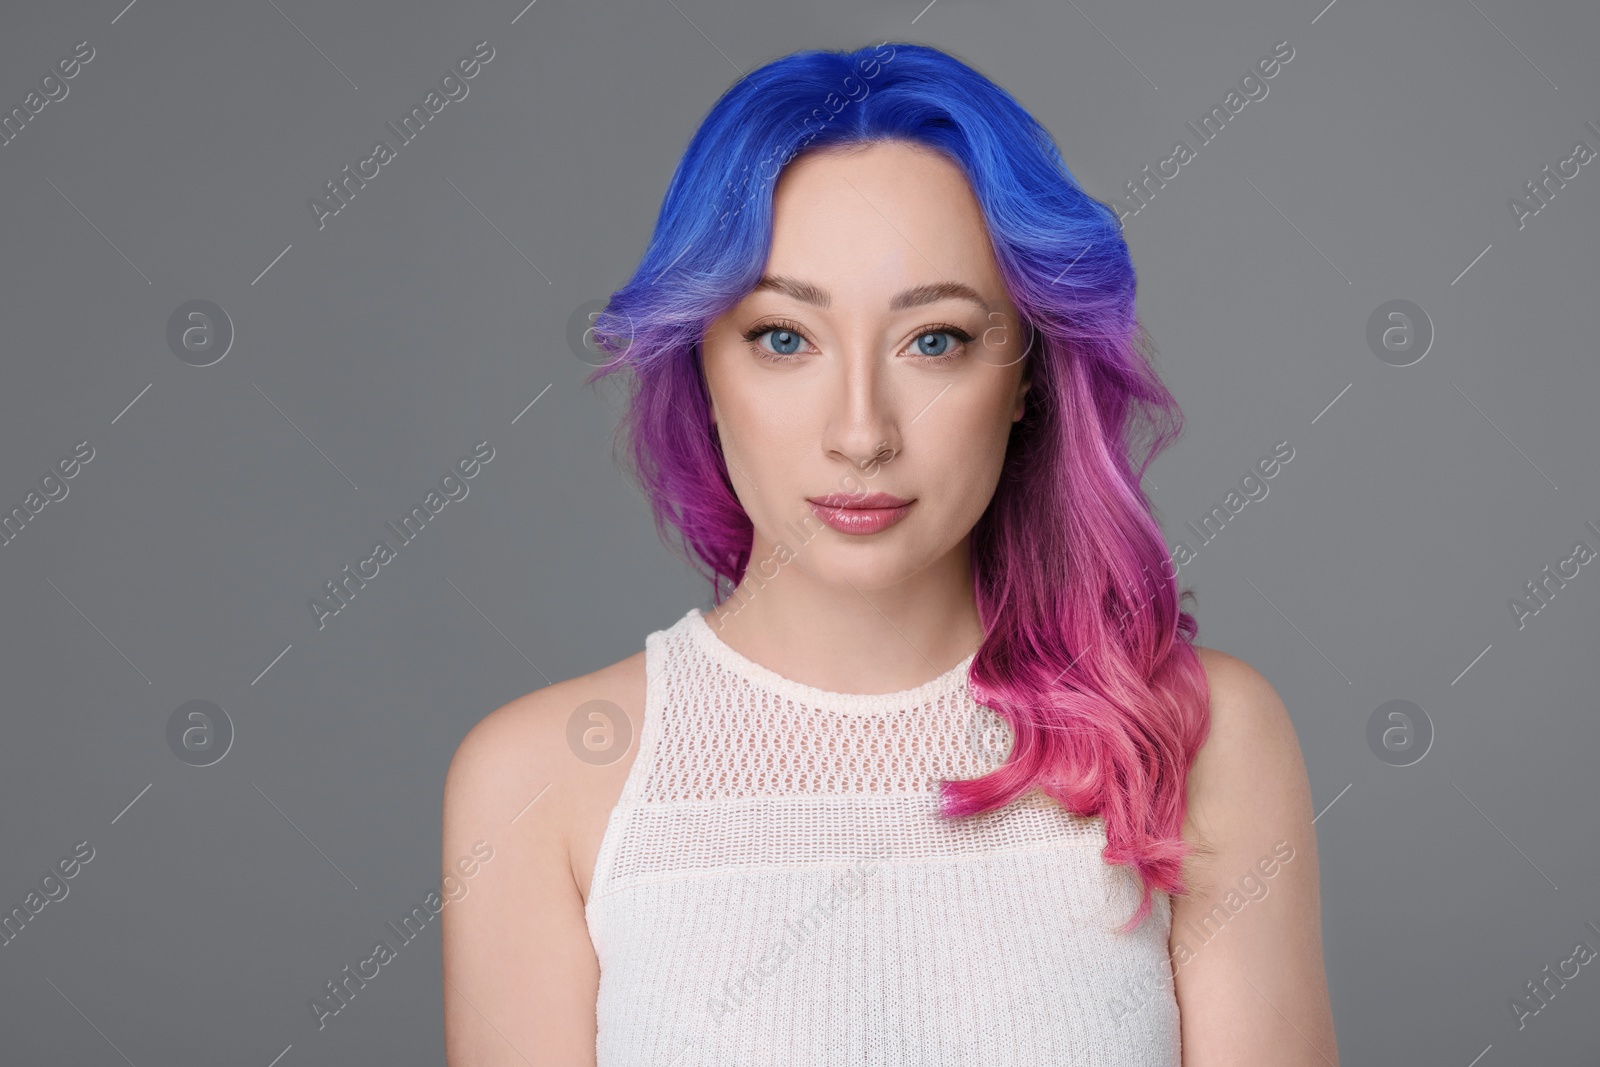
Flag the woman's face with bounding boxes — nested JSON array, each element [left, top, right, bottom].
[[700, 138, 1031, 593]]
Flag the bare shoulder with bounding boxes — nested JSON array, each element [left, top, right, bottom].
[[1189, 644, 1306, 774], [1191, 645, 1289, 724], [449, 648, 647, 775], [1181, 645, 1315, 888], [1168, 654, 1339, 1062], [444, 647, 647, 858], [440, 647, 648, 1065]]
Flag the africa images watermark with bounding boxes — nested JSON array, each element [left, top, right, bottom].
[[308, 41, 496, 231], [1507, 119, 1600, 232], [1164, 440, 1295, 571], [714, 42, 899, 232], [1108, 839, 1297, 1025], [0, 39, 96, 151], [0, 439, 95, 549], [712, 442, 901, 630], [1506, 517, 1600, 631], [308, 440, 495, 630], [1112, 40, 1296, 225], [1506, 914, 1600, 1032], [1113, 440, 1296, 634], [705, 845, 891, 1027], [0, 841, 97, 950], [307, 839, 495, 1030]]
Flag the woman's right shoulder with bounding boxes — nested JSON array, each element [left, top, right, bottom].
[[442, 645, 649, 854], [447, 646, 649, 791], [440, 646, 650, 1063]]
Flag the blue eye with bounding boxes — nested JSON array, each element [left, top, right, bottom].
[[741, 319, 813, 361], [762, 329, 804, 356], [739, 320, 973, 363], [910, 325, 976, 360]]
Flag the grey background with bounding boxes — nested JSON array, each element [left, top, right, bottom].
[[2, 0, 1596, 1063]]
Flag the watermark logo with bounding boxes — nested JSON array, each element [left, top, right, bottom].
[[567, 699, 632, 766], [1365, 699, 1432, 767], [1365, 300, 1432, 367], [166, 700, 234, 767], [964, 704, 1012, 767], [566, 299, 634, 367], [166, 299, 234, 366]]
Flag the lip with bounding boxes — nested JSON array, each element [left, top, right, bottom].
[[805, 492, 914, 535], [807, 492, 911, 509]]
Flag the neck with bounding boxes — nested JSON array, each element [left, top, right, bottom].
[[706, 535, 984, 694]]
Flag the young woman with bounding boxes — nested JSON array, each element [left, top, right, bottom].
[[442, 41, 1338, 1066]]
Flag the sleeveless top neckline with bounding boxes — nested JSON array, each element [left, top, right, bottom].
[[685, 608, 979, 715], [583, 606, 1182, 1066]]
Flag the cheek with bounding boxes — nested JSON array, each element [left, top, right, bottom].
[[709, 371, 822, 507], [945, 377, 1018, 452], [920, 396, 1014, 499], [719, 382, 816, 459]]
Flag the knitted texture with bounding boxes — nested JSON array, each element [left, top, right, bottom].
[[585, 608, 1182, 1066]]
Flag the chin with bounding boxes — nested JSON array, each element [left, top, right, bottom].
[[808, 542, 936, 591]]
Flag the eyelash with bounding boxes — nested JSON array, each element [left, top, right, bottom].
[[740, 318, 976, 365]]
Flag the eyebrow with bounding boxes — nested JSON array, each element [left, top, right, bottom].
[[751, 274, 993, 314]]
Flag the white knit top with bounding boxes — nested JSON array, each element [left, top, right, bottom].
[[584, 608, 1182, 1066]]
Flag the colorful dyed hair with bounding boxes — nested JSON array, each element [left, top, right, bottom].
[[586, 41, 1212, 932]]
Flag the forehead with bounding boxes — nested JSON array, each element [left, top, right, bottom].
[[762, 140, 1003, 298]]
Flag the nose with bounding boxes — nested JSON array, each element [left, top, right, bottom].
[[822, 345, 903, 471]]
